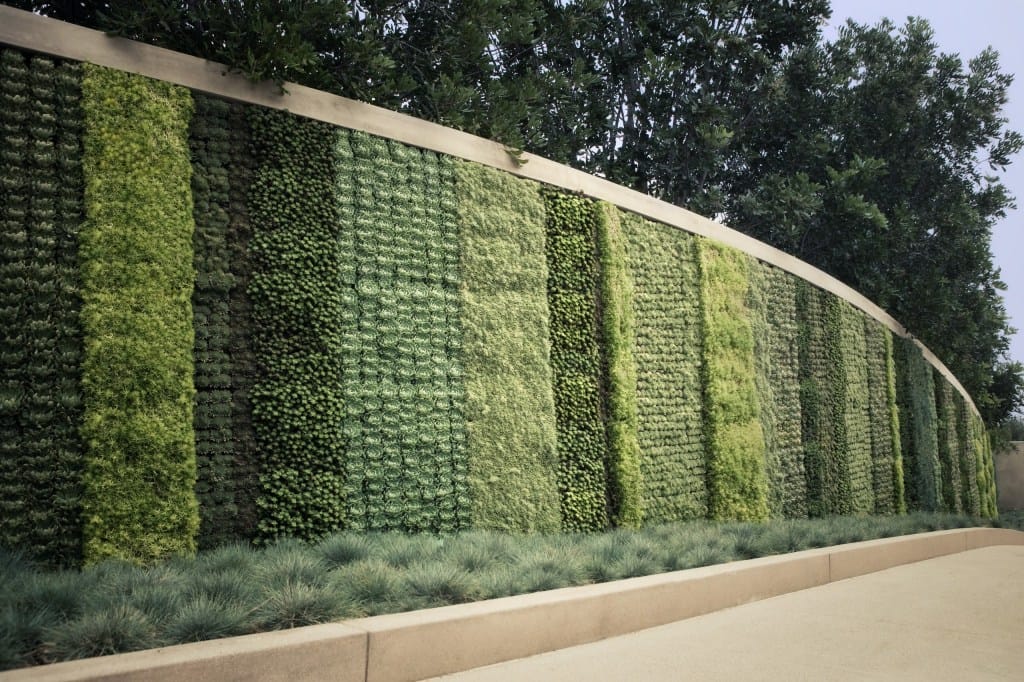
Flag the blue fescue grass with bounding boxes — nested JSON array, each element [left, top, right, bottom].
[[0, 512, 1004, 670]]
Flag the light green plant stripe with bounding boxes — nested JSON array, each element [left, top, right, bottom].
[[338, 132, 468, 533], [248, 108, 347, 542], [864, 319, 900, 514], [543, 190, 610, 532], [80, 65, 198, 563], [893, 337, 942, 512], [749, 261, 807, 518], [698, 239, 768, 522], [934, 372, 963, 513], [840, 303, 874, 514], [884, 329, 907, 513], [0, 50, 85, 566], [456, 161, 560, 532], [596, 204, 642, 528], [622, 213, 707, 523], [976, 417, 998, 518], [797, 282, 851, 516]]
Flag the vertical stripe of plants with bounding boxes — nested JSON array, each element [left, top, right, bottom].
[[621, 213, 707, 523], [698, 240, 769, 522], [933, 373, 963, 513], [954, 394, 980, 516], [864, 320, 902, 514], [0, 50, 84, 566], [79, 65, 198, 563], [543, 190, 611, 532], [189, 94, 238, 548], [226, 102, 259, 540], [455, 161, 560, 532], [748, 260, 807, 518], [337, 131, 468, 533], [796, 281, 851, 517], [247, 108, 347, 542], [595, 204, 642, 528], [884, 330, 907, 513], [974, 416, 997, 518], [840, 304, 875, 514], [893, 337, 942, 511]]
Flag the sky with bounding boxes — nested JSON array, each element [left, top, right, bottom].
[[824, 0, 1024, 371]]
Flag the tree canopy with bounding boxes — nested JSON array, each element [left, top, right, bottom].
[[7, 0, 1021, 424]]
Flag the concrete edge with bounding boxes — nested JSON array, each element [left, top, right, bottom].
[[5, 527, 1022, 682], [0, 4, 976, 414]]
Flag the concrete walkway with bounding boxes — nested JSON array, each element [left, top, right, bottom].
[[429, 545, 1024, 681]]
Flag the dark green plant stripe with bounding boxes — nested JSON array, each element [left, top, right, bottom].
[[0, 50, 84, 566], [797, 282, 851, 516], [189, 95, 238, 548], [247, 108, 346, 542], [596, 204, 642, 528], [621, 213, 707, 523], [840, 304, 874, 514], [893, 337, 941, 511], [955, 393, 979, 516], [543, 190, 610, 532], [974, 416, 997, 518], [80, 65, 198, 563], [699, 240, 768, 522], [934, 373, 963, 513], [226, 103, 259, 541], [455, 160, 560, 532], [884, 330, 907, 513], [749, 261, 807, 519], [864, 319, 897, 513], [337, 131, 468, 533]]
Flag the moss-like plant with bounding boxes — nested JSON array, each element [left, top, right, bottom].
[[336, 131, 468, 533], [864, 321, 902, 514], [883, 330, 907, 513], [955, 393, 979, 516], [698, 240, 768, 522], [543, 190, 610, 532], [455, 161, 560, 532], [595, 203, 642, 528], [840, 303, 874, 514], [621, 213, 707, 523], [79, 65, 198, 563], [749, 261, 807, 518], [247, 108, 347, 542], [0, 49, 85, 566]]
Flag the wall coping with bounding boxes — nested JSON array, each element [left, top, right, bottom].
[[3, 527, 1021, 682], [0, 4, 978, 416]]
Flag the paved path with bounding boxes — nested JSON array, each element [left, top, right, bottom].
[[428, 545, 1024, 681]]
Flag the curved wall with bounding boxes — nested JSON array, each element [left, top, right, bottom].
[[0, 6, 998, 566]]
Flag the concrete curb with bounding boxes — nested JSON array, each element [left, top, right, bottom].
[[5, 527, 1022, 682]]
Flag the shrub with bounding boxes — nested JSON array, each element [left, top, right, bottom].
[[79, 64, 198, 563], [455, 161, 560, 532]]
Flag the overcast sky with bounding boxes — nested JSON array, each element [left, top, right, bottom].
[[823, 1, 1024, 369]]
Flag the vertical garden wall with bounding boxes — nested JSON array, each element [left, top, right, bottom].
[[0, 28, 1001, 566]]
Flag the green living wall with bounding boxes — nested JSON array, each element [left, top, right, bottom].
[[0, 50, 84, 566], [0, 42, 1001, 564]]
